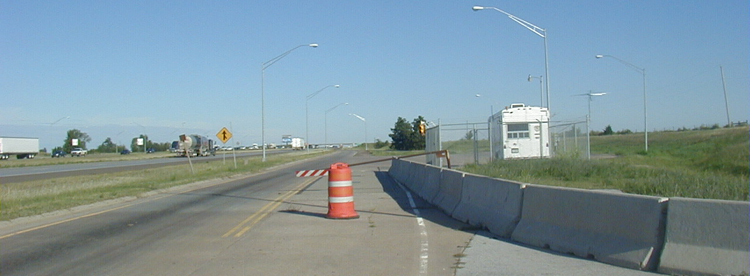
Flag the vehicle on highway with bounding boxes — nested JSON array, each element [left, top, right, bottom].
[[146, 148, 156, 153], [177, 134, 215, 157], [169, 141, 179, 153], [70, 148, 88, 157], [0, 136, 39, 160], [51, 150, 67, 158], [291, 137, 305, 150], [120, 149, 131, 155]]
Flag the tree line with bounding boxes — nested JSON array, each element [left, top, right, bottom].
[[50, 129, 173, 153]]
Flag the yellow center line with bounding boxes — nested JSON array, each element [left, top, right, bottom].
[[0, 173, 263, 240], [0, 203, 135, 240], [222, 177, 319, 238]]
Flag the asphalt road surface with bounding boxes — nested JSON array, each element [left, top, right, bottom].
[[0, 151, 660, 275], [0, 150, 291, 183]]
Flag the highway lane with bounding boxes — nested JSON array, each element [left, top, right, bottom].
[[0, 151, 478, 275], [0, 150, 292, 183], [0, 151, 353, 275]]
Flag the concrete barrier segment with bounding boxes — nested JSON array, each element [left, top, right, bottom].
[[387, 159, 408, 184], [658, 197, 750, 276], [419, 164, 442, 203], [406, 161, 427, 195], [432, 169, 464, 216], [451, 174, 525, 238], [511, 184, 667, 271]]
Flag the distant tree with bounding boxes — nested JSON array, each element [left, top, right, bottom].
[[388, 116, 427, 151], [463, 131, 474, 141], [600, 125, 614, 136], [130, 134, 152, 152], [63, 129, 91, 152], [151, 142, 171, 152], [389, 117, 413, 150], [374, 139, 390, 149], [616, 129, 633, 135], [96, 137, 118, 153], [410, 116, 426, 149]]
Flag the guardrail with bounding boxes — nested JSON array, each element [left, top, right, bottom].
[[388, 159, 749, 275]]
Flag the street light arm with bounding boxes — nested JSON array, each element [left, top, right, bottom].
[[263, 44, 318, 70], [474, 4, 551, 112], [50, 116, 70, 126], [476, 6, 546, 38], [596, 54, 644, 74], [306, 84, 340, 100], [349, 113, 366, 122], [326, 102, 348, 113]]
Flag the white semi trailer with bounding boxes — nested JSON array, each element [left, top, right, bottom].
[[291, 138, 305, 150], [490, 103, 550, 160], [0, 137, 40, 160]]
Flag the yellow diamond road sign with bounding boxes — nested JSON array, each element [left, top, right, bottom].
[[216, 127, 232, 144]]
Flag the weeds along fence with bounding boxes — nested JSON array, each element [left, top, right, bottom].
[[549, 119, 588, 159]]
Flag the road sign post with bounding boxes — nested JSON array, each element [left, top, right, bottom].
[[216, 127, 237, 168]]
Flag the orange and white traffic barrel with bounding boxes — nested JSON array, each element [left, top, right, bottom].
[[327, 162, 359, 219]]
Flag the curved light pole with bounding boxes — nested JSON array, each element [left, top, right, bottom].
[[528, 74, 543, 107], [575, 91, 607, 160], [324, 102, 348, 147], [595, 54, 647, 152], [261, 43, 318, 161], [349, 113, 367, 150], [473, 5, 551, 112], [50, 116, 70, 126], [306, 84, 340, 152]]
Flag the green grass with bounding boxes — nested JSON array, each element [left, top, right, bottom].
[[1, 151, 329, 221], [461, 126, 749, 201]]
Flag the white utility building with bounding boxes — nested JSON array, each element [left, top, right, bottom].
[[490, 103, 550, 159]]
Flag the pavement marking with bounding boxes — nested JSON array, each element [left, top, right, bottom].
[[222, 177, 319, 238], [0, 173, 264, 240], [0, 203, 136, 240], [394, 178, 430, 275]]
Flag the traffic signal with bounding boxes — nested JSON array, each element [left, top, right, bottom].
[[419, 121, 426, 136]]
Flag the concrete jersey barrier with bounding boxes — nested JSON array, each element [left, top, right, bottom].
[[420, 164, 442, 203], [388, 159, 748, 275], [451, 174, 524, 238], [657, 197, 750, 276], [511, 184, 668, 271], [431, 169, 464, 215], [388, 158, 408, 184]]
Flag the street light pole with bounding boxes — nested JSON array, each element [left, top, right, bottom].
[[306, 84, 340, 153], [261, 43, 318, 161], [349, 113, 367, 150], [528, 74, 543, 107], [473, 6, 551, 112], [595, 54, 647, 152], [325, 102, 348, 147], [575, 91, 606, 160]]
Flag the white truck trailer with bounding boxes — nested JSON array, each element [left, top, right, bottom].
[[291, 138, 305, 150], [0, 137, 40, 160], [490, 103, 550, 160]]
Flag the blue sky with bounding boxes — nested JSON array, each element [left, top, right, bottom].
[[2, 1, 748, 151]]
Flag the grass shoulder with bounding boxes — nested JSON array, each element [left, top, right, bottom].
[[461, 126, 749, 201]]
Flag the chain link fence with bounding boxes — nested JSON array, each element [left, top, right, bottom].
[[549, 119, 588, 159], [424, 119, 589, 168], [424, 121, 490, 168]]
